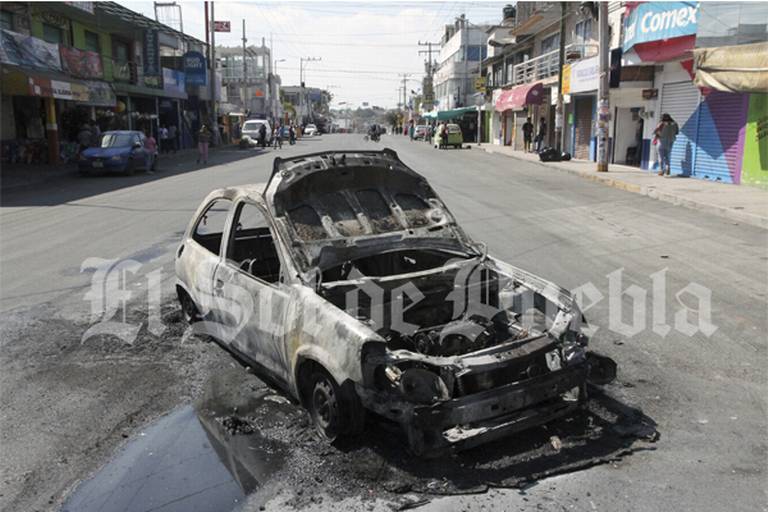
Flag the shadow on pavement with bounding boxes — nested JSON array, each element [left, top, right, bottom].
[[1, 147, 270, 207]]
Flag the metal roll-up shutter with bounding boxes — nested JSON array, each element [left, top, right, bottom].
[[574, 97, 593, 160], [660, 81, 700, 176], [691, 91, 748, 183]]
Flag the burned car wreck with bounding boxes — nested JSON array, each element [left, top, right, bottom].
[[176, 149, 615, 454]]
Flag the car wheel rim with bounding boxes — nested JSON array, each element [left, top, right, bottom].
[[312, 380, 336, 431]]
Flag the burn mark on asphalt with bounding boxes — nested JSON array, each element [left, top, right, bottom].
[[43, 301, 658, 511]]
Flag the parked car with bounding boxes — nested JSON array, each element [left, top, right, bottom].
[[433, 123, 464, 149], [175, 149, 614, 455], [78, 130, 153, 175], [303, 124, 318, 136], [414, 125, 429, 140], [241, 119, 271, 144]]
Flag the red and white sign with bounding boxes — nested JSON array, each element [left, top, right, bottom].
[[212, 21, 231, 32]]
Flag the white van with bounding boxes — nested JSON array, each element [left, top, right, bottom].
[[241, 119, 271, 142]]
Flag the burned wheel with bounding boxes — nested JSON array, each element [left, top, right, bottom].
[[308, 371, 346, 441], [178, 290, 201, 323]]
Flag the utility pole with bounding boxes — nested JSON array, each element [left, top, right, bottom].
[[399, 73, 410, 120], [596, 1, 610, 172], [300, 57, 321, 123], [241, 19, 247, 113], [210, 1, 217, 136], [418, 41, 439, 111], [555, 1, 566, 152]]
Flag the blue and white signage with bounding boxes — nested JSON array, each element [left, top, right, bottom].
[[623, 2, 698, 52], [183, 51, 207, 86]]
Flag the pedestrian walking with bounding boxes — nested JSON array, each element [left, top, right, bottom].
[[197, 124, 211, 164], [522, 117, 533, 153], [89, 119, 101, 147], [258, 123, 267, 148], [535, 117, 547, 153], [144, 130, 157, 171], [272, 125, 283, 149], [437, 122, 447, 149], [289, 125, 296, 145], [409, 120, 415, 141], [159, 125, 169, 153], [654, 113, 679, 176]]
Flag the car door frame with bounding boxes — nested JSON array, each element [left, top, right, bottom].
[[178, 194, 236, 325], [213, 197, 292, 383]]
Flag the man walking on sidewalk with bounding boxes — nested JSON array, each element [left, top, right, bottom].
[[522, 117, 533, 153], [197, 124, 211, 164], [655, 113, 679, 176]]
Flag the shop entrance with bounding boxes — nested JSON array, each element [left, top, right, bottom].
[[613, 107, 644, 166]]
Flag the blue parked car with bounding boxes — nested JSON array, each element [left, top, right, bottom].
[[79, 130, 154, 175]]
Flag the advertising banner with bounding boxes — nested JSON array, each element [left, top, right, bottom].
[[28, 76, 89, 101], [143, 30, 161, 86], [82, 80, 116, 107], [569, 56, 599, 94], [623, 2, 698, 52], [213, 21, 231, 32], [0, 29, 61, 71], [60, 46, 103, 79], [183, 51, 207, 85], [162, 67, 187, 99]]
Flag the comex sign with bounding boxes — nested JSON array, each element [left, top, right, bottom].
[[623, 2, 698, 52]]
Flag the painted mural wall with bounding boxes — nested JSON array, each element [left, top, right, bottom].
[[741, 94, 768, 189]]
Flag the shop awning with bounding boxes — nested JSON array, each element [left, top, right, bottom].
[[112, 82, 167, 98], [693, 41, 768, 93], [423, 106, 477, 121], [0, 65, 116, 106], [494, 82, 544, 112]]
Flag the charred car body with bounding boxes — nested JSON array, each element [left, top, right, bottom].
[[176, 149, 614, 454]]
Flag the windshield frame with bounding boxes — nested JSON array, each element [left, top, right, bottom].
[[100, 133, 135, 148]]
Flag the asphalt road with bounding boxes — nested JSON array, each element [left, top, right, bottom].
[[1, 134, 765, 511]]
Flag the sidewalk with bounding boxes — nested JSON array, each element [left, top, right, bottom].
[[0, 145, 235, 192], [472, 143, 768, 230]]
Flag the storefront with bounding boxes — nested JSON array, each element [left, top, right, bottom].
[[562, 57, 598, 161], [494, 82, 544, 150]]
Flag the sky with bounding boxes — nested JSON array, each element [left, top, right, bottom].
[[127, 1, 508, 108]]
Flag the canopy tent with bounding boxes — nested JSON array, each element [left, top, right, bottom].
[[693, 41, 768, 93], [422, 106, 477, 121]]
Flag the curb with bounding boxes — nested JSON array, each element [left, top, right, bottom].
[[476, 145, 768, 230]]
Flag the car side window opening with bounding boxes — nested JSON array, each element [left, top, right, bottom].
[[193, 198, 232, 255], [228, 201, 282, 284]]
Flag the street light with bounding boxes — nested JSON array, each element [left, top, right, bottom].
[[274, 58, 286, 74]]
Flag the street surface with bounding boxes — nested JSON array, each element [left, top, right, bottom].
[[1, 134, 765, 511]]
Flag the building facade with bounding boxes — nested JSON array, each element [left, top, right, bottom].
[[0, 1, 211, 166], [483, 1, 768, 187], [434, 15, 490, 111]]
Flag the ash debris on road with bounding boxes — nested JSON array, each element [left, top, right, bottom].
[[0, 297, 229, 512], [201, 366, 659, 511]]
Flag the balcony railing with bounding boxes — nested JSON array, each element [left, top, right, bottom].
[[506, 43, 598, 87]]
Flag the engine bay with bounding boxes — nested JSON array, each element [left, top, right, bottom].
[[320, 249, 554, 357]]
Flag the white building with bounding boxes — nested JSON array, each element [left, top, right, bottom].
[[434, 15, 490, 110]]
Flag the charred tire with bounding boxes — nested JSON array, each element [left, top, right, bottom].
[[308, 370, 345, 442], [177, 288, 201, 323], [301, 365, 365, 442]]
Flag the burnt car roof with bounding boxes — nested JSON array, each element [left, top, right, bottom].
[[263, 149, 478, 274]]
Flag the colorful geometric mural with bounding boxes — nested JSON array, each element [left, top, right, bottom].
[[741, 94, 768, 189], [692, 91, 748, 184]]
